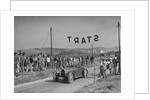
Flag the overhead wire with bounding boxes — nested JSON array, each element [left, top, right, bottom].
[[112, 26, 118, 47], [34, 31, 49, 48], [53, 26, 116, 34], [42, 32, 50, 48], [53, 32, 57, 49]]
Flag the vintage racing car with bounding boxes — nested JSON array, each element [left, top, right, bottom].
[[53, 65, 88, 83]]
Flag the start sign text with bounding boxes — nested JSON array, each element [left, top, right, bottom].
[[67, 35, 99, 44]]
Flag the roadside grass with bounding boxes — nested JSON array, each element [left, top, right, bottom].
[[14, 60, 100, 86], [14, 69, 54, 86], [74, 75, 121, 93]]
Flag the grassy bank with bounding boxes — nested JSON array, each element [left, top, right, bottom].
[[14, 62, 99, 86], [14, 70, 54, 86], [74, 75, 121, 93]]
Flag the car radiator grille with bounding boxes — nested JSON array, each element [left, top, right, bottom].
[[61, 70, 66, 77]]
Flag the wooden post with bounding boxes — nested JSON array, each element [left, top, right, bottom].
[[117, 22, 121, 74], [50, 27, 52, 57], [91, 43, 93, 64], [118, 22, 121, 55]]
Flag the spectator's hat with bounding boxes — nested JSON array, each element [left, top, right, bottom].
[[14, 52, 17, 55], [19, 51, 22, 55]]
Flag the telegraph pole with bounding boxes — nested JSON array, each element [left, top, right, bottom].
[[50, 27, 52, 56], [118, 22, 121, 54], [92, 43, 96, 84], [117, 22, 121, 74]]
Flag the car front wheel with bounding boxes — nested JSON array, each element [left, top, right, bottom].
[[53, 72, 59, 82], [67, 73, 74, 83], [83, 69, 88, 78]]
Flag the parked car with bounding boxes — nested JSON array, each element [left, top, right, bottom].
[[53, 65, 88, 83]]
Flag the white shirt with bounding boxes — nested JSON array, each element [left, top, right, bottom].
[[47, 57, 50, 62]]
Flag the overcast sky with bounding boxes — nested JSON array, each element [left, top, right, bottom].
[[14, 16, 121, 50]]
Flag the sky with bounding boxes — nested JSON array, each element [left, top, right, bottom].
[[14, 16, 121, 50]]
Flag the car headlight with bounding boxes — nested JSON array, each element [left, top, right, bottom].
[[64, 70, 67, 73], [56, 71, 59, 74]]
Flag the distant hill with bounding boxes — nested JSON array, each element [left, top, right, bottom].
[[14, 47, 119, 56]]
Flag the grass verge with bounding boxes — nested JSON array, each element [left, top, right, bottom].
[[14, 70, 54, 86], [74, 75, 121, 93], [14, 61, 99, 86]]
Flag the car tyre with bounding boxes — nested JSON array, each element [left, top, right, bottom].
[[83, 69, 88, 78], [53, 72, 59, 82], [68, 73, 74, 83]]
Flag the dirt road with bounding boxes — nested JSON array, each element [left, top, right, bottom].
[[14, 66, 100, 93]]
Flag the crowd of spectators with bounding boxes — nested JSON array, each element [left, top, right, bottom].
[[98, 55, 120, 78], [14, 50, 120, 78], [14, 51, 94, 76]]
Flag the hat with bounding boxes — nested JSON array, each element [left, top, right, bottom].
[[19, 51, 22, 55]]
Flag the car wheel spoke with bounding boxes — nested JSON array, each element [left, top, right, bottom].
[[68, 73, 74, 83], [83, 69, 88, 78]]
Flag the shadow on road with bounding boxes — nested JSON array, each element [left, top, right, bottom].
[[45, 76, 94, 84], [45, 79, 68, 84]]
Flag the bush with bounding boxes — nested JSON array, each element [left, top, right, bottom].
[[35, 72, 46, 78]]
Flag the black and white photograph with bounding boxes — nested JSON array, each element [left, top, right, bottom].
[[2, 0, 149, 99], [14, 16, 121, 93]]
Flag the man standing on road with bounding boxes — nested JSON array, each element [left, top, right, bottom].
[[90, 56, 94, 64], [99, 60, 107, 78], [46, 55, 50, 69], [103, 60, 107, 78]]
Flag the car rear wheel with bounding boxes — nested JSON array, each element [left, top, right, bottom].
[[68, 73, 74, 83], [83, 69, 88, 78]]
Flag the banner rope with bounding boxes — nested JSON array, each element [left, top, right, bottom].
[[53, 26, 116, 34], [41, 31, 50, 48]]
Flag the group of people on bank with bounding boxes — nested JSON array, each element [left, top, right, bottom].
[[98, 55, 121, 78], [14, 51, 94, 76], [14, 50, 120, 78]]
